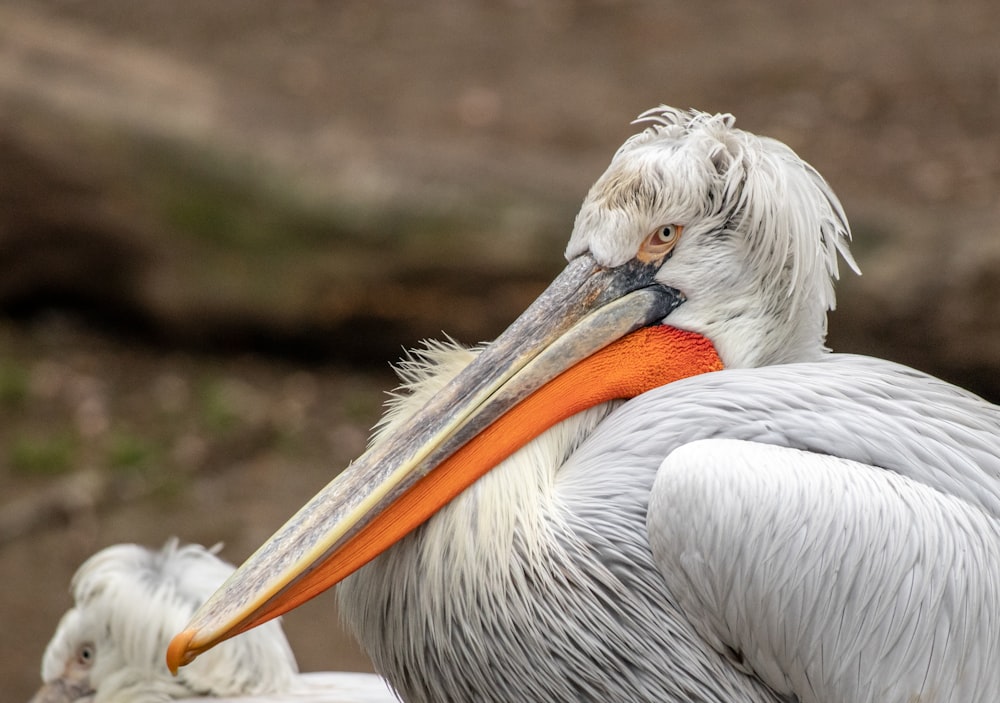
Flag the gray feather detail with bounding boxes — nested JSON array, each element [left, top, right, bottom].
[[650, 439, 1000, 702]]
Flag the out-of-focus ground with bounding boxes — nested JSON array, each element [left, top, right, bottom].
[[1, 0, 998, 698]]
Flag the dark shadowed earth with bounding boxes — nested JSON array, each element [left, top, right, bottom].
[[2, 1, 999, 699]]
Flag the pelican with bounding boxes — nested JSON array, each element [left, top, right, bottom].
[[168, 106, 1000, 701], [31, 539, 395, 702]]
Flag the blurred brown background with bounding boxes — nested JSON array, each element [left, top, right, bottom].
[[2, 0, 998, 698]]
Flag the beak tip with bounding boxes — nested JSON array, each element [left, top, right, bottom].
[[166, 627, 198, 675]]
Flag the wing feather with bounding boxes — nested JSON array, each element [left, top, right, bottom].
[[648, 438, 1000, 703]]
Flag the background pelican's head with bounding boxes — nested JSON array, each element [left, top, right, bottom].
[[569, 106, 860, 367], [32, 540, 298, 703]]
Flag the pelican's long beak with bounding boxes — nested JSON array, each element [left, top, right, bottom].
[[167, 253, 722, 673]]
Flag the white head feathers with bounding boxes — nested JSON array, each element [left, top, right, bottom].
[[569, 106, 859, 367]]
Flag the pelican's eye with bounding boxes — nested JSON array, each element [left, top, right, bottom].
[[76, 642, 96, 668], [638, 224, 683, 262]]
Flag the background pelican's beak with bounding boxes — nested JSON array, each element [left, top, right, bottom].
[[168, 253, 714, 673]]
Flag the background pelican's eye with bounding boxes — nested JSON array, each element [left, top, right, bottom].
[[639, 224, 683, 261], [76, 642, 96, 668]]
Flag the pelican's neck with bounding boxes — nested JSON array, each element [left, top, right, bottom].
[[338, 403, 785, 703], [666, 292, 830, 368]]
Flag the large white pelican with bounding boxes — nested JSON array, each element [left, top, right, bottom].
[[168, 107, 1000, 701], [31, 540, 395, 702]]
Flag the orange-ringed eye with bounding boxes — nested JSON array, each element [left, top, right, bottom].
[[638, 224, 683, 262], [655, 225, 680, 245]]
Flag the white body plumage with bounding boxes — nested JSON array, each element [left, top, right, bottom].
[[340, 344, 1000, 702]]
